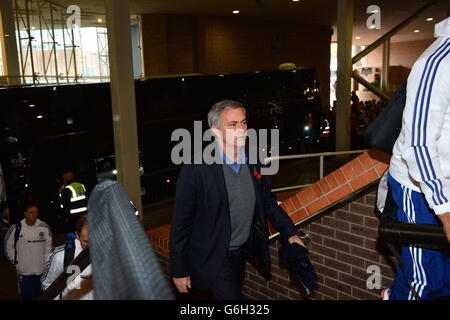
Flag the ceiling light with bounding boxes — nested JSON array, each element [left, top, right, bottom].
[[355, 36, 361, 40], [31, 26, 36, 30], [233, 10, 240, 14], [292, 0, 300, 2], [426, 17, 434, 21], [414, 29, 420, 33], [28, 104, 36, 108], [36, 115, 43, 119], [97, 18, 103, 23]]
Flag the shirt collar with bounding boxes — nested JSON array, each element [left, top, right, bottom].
[[221, 146, 247, 164]]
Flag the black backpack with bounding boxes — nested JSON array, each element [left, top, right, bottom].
[[364, 82, 407, 155], [13, 222, 21, 265]]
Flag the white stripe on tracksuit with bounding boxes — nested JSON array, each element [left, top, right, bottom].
[[401, 188, 426, 300], [411, 38, 450, 207]]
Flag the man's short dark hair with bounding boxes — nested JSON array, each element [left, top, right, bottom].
[[24, 200, 38, 212], [75, 215, 88, 235], [55, 168, 76, 180], [63, 169, 76, 176]]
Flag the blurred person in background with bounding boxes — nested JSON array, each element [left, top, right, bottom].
[[4, 202, 52, 299]]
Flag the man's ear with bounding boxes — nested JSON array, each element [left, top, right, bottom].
[[210, 126, 221, 137]]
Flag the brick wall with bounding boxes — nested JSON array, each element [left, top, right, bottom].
[[141, 14, 197, 75], [241, 192, 396, 300], [140, 14, 332, 106], [146, 149, 396, 300], [141, 14, 169, 75]]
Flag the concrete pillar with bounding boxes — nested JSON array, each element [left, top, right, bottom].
[[336, 0, 353, 151], [0, 0, 21, 85], [104, 0, 143, 219], [381, 39, 390, 91]]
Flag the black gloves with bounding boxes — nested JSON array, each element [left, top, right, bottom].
[[278, 242, 319, 295]]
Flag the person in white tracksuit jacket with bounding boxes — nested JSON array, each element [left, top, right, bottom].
[[4, 202, 53, 299], [41, 215, 93, 300], [387, 17, 450, 300]]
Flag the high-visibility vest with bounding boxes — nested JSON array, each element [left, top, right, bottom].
[[60, 182, 88, 215]]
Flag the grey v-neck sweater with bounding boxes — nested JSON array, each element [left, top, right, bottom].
[[222, 164, 256, 250]]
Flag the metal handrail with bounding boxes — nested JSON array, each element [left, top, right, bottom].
[[138, 150, 368, 194], [268, 149, 368, 193], [265, 149, 367, 162], [272, 183, 312, 193]]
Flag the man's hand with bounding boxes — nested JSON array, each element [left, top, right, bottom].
[[173, 276, 191, 293], [288, 235, 305, 247], [438, 212, 450, 244]]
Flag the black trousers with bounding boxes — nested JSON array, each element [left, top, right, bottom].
[[209, 248, 246, 300]]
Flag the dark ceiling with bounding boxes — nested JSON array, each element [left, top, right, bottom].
[[48, 0, 450, 45]]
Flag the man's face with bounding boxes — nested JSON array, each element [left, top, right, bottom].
[[62, 172, 74, 184], [24, 206, 39, 226], [77, 227, 89, 249], [214, 107, 248, 149]]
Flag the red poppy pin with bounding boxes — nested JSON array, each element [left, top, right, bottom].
[[253, 168, 262, 180]]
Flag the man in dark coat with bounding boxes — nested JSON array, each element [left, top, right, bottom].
[[170, 100, 305, 299]]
